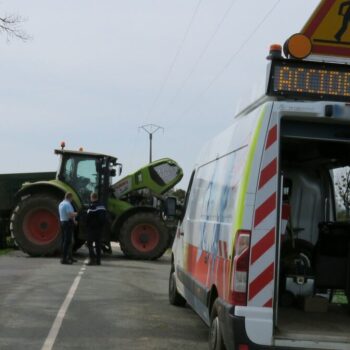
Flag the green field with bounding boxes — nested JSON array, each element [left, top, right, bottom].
[[0, 249, 12, 256]]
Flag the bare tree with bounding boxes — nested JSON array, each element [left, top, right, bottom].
[[0, 13, 29, 41]]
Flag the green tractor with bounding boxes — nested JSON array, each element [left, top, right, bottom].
[[10, 147, 183, 259]]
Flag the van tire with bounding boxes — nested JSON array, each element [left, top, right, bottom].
[[119, 212, 169, 260], [209, 300, 226, 350], [11, 194, 61, 256], [169, 266, 186, 306]]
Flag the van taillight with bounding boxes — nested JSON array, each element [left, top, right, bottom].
[[230, 230, 251, 306], [238, 345, 249, 350]]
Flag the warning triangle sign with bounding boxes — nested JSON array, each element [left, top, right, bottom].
[[302, 0, 350, 57]]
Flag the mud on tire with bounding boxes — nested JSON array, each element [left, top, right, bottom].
[[119, 212, 169, 260], [11, 195, 61, 256]]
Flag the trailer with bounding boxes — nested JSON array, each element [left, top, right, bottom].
[[0, 172, 56, 248]]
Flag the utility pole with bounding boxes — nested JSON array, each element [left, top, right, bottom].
[[139, 124, 164, 163]]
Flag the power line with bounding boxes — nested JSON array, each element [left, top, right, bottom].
[[160, 0, 239, 116], [174, 0, 281, 120], [144, 0, 203, 122]]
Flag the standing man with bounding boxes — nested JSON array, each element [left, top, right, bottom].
[[86, 192, 107, 265], [58, 192, 77, 264]]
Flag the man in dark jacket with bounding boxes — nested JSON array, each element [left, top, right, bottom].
[[86, 192, 107, 265]]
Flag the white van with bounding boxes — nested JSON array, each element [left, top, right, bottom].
[[169, 53, 350, 349]]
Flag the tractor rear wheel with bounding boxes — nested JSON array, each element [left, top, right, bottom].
[[119, 212, 169, 260], [11, 195, 61, 256]]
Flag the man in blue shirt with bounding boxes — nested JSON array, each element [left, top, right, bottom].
[[58, 192, 77, 264]]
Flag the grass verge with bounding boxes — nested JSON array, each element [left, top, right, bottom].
[[0, 248, 13, 256]]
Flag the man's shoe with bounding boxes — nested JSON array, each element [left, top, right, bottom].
[[61, 259, 72, 265], [86, 260, 96, 266], [96, 261, 101, 266]]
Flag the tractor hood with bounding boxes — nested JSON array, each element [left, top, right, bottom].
[[112, 158, 183, 198]]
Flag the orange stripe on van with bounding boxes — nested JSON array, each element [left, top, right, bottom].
[[250, 227, 275, 264], [254, 193, 276, 227], [258, 158, 277, 189], [265, 125, 277, 149], [248, 263, 274, 300], [263, 298, 273, 308]]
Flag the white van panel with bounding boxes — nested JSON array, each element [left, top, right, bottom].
[[274, 339, 350, 350], [235, 306, 273, 345], [195, 105, 268, 168]]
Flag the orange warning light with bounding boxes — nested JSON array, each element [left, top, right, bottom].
[[284, 34, 312, 60], [79, 147, 84, 152], [267, 44, 282, 60], [60, 141, 66, 150]]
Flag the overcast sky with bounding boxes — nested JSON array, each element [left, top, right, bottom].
[[0, 0, 320, 188]]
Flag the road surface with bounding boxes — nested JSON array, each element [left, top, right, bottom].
[[0, 248, 208, 350]]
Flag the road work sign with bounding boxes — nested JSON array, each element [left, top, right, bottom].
[[302, 0, 350, 57]]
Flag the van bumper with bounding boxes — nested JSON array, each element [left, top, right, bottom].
[[217, 299, 309, 350]]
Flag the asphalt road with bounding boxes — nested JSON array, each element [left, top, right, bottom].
[[0, 248, 208, 350]]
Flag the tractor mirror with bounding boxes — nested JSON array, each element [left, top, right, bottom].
[[96, 159, 102, 172], [110, 169, 116, 177], [117, 163, 123, 176], [164, 196, 177, 218]]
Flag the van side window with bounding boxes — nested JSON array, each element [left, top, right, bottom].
[[182, 170, 195, 218], [187, 146, 248, 225]]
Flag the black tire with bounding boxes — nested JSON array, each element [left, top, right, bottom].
[[169, 265, 186, 306], [73, 238, 85, 252], [281, 238, 314, 275], [119, 212, 169, 260], [11, 194, 61, 256], [209, 300, 226, 350]]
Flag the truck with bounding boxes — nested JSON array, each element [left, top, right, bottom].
[[2, 146, 183, 259], [169, 44, 350, 349]]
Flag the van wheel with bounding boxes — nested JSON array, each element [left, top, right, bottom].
[[169, 265, 186, 306], [209, 300, 226, 350]]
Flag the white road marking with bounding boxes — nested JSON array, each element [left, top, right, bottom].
[[41, 263, 86, 350]]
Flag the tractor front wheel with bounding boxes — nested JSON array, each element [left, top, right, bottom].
[[11, 195, 61, 256], [119, 212, 169, 260]]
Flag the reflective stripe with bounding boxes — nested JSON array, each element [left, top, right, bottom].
[[248, 119, 278, 307], [87, 206, 106, 214]]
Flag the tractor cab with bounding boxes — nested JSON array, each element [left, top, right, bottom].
[[54, 149, 120, 206]]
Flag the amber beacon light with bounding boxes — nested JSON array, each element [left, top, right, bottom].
[[284, 33, 312, 59], [267, 44, 283, 60]]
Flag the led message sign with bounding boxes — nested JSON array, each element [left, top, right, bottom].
[[267, 59, 350, 102]]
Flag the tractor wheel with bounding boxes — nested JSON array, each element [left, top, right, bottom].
[[73, 239, 85, 252], [119, 212, 169, 260], [11, 195, 61, 256]]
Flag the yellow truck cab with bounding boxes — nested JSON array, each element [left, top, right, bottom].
[[169, 10, 350, 349]]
